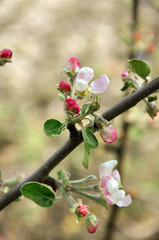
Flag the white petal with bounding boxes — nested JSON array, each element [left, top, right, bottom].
[[89, 74, 110, 94], [106, 190, 125, 205], [99, 160, 118, 179], [116, 194, 132, 207], [75, 79, 88, 92], [76, 67, 94, 82], [106, 177, 119, 194], [112, 170, 121, 185]]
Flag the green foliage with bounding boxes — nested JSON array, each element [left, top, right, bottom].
[[20, 182, 55, 207], [128, 59, 150, 79], [82, 128, 98, 149], [82, 143, 91, 169], [81, 102, 92, 117], [44, 119, 66, 136]]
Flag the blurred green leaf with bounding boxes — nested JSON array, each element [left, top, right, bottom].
[[21, 182, 55, 207], [82, 128, 98, 149], [44, 119, 66, 136], [128, 59, 150, 79], [82, 143, 90, 169]]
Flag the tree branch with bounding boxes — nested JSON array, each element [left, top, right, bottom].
[[0, 76, 159, 211]]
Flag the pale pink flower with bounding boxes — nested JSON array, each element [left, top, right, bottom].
[[99, 160, 132, 207], [100, 125, 117, 144], [75, 67, 110, 94]]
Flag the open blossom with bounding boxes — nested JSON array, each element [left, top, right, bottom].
[[65, 98, 80, 114], [99, 160, 132, 207], [66, 56, 81, 73], [0, 48, 12, 59], [100, 125, 117, 144], [58, 80, 71, 93], [75, 67, 110, 94]]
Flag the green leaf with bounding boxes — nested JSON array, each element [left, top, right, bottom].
[[81, 102, 92, 117], [58, 93, 65, 102], [120, 83, 129, 91], [82, 144, 90, 169], [128, 59, 150, 79], [44, 119, 66, 136], [148, 96, 157, 102], [82, 128, 98, 149], [20, 182, 55, 207]]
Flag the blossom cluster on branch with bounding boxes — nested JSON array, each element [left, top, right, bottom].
[[1, 53, 159, 234]]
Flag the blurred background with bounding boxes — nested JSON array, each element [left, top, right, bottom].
[[0, 0, 159, 239]]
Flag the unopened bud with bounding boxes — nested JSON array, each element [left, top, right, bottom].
[[121, 70, 129, 80], [100, 125, 117, 144], [0, 48, 12, 59], [76, 204, 88, 217], [146, 102, 158, 119], [58, 80, 71, 93], [65, 98, 80, 114], [0, 48, 13, 66], [66, 56, 81, 73], [85, 214, 98, 234]]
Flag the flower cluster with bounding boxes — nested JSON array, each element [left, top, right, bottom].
[[44, 56, 118, 169], [58, 56, 117, 143], [71, 203, 98, 233], [99, 160, 132, 207], [121, 59, 159, 119]]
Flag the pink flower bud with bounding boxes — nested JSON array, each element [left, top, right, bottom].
[[76, 204, 88, 217], [65, 98, 80, 114], [66, 56, 81, 73], [100, 125, 117, 144], [121, 70, 129, 79], [146, 102, 158, 119], [59, 80, 71, 93], [0, 48, 12, 59], [85, 214, 98, 234]]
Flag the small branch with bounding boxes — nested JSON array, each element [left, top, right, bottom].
[[0, 76, 159, 211]]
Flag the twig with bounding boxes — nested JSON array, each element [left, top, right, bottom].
[[0, 76, 159, 211]]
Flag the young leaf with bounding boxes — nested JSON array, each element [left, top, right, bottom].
[[81, 102, 92, 117], [82, 128, 98, 149], [20, 182, 55, 207], [82, 144, 90, 169], [44, 119, 66, 136], [128, 59, 150, 79]]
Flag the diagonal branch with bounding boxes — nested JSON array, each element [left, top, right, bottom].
[[0, 76, 159, 211]]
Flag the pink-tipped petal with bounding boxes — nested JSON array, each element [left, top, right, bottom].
[[99, 160, 118, 179], [89, 74, 110, 94], [105, 190, 125, 205], [76, 67, 94, 82], [116, 194, 132, 207]]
